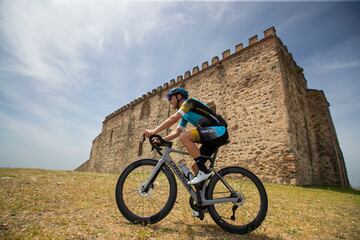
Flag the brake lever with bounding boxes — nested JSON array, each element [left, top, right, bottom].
[[149, 134, 166, 156]]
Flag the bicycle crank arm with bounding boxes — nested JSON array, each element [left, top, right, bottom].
[[230, 205, 238, 221]]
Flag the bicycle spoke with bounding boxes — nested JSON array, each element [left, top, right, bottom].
[[207, 167, 268, 233], [120, 166, 172, 218]]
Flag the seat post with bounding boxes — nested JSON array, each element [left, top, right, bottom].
[[210, 147, 220, 169]]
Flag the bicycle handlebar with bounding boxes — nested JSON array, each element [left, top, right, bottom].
[[137, 134, 173, 157], [149, 135, 173, 156]]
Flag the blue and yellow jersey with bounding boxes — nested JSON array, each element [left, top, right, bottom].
[[176, 98, 226, 129]]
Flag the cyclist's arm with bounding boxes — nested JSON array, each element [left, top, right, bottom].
[[152, 112, 182, 134], [163, 127, 183, 141]]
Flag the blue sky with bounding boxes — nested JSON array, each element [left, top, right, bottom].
[[0, 1, 359, 188]]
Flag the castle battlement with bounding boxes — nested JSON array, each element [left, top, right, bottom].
[[81, 26, 348, 187], [104, 26, 278, 122]]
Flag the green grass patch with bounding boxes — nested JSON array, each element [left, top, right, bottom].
[[1, 168, 359, 239]]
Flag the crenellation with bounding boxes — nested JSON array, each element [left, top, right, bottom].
[[222, 49, 231, 59], [263, 26, 276, 38], [202, 61, 209, 70], [79, 26, 348, 187], [177, 75, 183, 82], [106, 36, 273, 127], [212, 56, 219, 64], [236, 43, 243, 52], [249, 35, 258, 45]]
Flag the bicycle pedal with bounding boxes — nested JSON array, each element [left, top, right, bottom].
[[191, 210, 205, 220], [191, 210, 200, 217]]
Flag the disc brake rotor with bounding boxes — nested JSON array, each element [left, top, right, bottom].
[[138, 183, 154, 197]]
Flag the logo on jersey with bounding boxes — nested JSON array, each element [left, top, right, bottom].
[[200, 129, 216, 134]]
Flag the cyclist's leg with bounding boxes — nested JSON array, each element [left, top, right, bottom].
[[200, 143, 218, 158], [196, 127, 229, 172], [180, 127, 228, 174], [179, 130, 201, 160], [179, 130, 202, 173]]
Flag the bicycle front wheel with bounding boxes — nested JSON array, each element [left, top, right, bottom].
[[115, 159, 177, 225], [206, 166, 268, 234]]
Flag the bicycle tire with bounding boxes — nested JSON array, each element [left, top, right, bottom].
[[115, 159, 177, 225], [206, 166, 268, 234]]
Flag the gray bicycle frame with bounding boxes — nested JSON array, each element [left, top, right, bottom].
[[141, 146, 239, 206]]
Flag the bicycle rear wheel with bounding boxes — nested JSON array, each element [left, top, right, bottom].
[[206, 166, 268, 234], [115, 159, 177, 225]]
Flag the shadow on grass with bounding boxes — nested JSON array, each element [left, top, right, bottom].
[[150, 222, 275, 240], [300, 185, 360, 195]]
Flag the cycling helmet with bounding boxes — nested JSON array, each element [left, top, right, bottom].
[[166, 87, 189, 101]]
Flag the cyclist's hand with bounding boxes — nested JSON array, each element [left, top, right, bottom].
[[150, 135, 161, 146], [144, 129, 156, 138], [153, 139, 161, 146]]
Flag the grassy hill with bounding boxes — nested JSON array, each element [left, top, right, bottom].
[[1, 168, 359, 240]]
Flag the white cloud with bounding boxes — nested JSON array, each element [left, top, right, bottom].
[[2, 1, 358, 188], [1, 1, 176, 90], [0, 1, 197, 169], [277, 3, 335, 34], [318, 60, 360, 71]]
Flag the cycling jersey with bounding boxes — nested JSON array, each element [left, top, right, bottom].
[[176, 98, 228, 143], [177, 98, 227, 129]]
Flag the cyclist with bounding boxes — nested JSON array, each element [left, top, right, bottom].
[[144, 87, 229, 185]]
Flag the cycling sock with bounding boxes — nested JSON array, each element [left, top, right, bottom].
[[194, 156, 210, 174]]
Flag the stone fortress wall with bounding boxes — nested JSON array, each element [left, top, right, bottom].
[[77, 27, 349, 187]]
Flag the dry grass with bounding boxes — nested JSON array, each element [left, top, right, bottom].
[[1, 168, 359, 240]]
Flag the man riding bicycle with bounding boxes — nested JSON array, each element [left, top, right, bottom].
[[144, 87, 229, 185]]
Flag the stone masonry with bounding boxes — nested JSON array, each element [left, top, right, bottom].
[[76, 27, 349, 187]]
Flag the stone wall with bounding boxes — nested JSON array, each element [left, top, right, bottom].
[[277, 42, 314, 185], [306, 90, 349, 186], [77, 27, 349, 186]]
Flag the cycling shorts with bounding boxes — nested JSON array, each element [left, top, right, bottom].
[[190, 126, 228, 144]]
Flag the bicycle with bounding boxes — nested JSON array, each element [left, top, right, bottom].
[[115, 134, 268, 234]]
